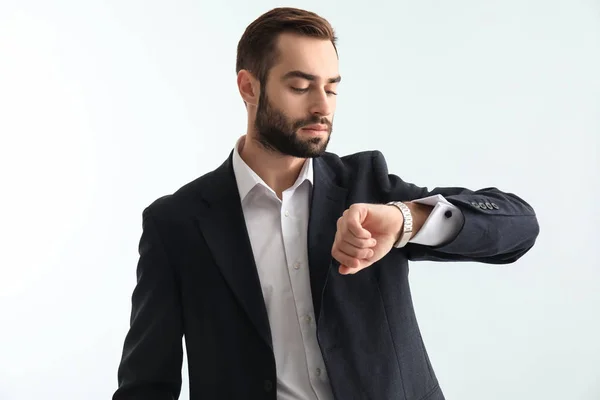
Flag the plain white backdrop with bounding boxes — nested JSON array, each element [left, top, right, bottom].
[[1, 0, 599, 399]]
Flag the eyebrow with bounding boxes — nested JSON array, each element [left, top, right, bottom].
[[281, 70, 342, 84]]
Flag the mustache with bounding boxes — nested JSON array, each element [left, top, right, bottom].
[[293, 116, 332, 130]]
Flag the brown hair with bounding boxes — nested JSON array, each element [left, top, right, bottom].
[[236, 7, 338, 86]]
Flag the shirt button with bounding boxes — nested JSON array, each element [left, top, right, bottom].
[[304, 315, 312, 323], [284, 210, 290, 217], [316, 368, 322, 376], [293, 262, 301, 270]]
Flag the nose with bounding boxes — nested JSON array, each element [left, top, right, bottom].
[[309, 89, 334, 116]]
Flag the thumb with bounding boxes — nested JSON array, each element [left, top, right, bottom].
[[346, 204, 371, 239]]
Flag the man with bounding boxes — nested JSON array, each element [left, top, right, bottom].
[[112, 7, 539, 400]]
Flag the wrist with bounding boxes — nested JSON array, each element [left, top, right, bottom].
[[386, 201, 413, 248], [405, 201, 433, 235], [392, 205, 405, 242]]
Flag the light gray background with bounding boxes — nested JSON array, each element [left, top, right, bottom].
[[1, 0, 599, 399]]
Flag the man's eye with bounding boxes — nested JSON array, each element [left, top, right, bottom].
[[291, 87, 337, 96]]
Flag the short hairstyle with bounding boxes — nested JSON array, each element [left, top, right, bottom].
[[236, 7, 338, 85]]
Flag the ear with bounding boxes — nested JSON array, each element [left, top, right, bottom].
[[237, 70, 260, 106]]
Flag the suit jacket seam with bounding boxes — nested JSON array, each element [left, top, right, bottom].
[[418, 383, 441, 400]]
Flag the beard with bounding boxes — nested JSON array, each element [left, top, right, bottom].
[[254, 91, 333, 158]]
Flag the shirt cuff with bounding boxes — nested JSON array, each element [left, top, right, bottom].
[[408, 194, 464, 247]]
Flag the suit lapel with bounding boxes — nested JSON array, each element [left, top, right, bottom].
[[192, 152, 348, 349], [308, 157, 348, 320], [194, 153, 272, 349]]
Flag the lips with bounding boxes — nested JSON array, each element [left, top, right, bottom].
[[301, 124, 328, 131]]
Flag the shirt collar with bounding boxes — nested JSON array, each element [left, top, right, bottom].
[[231, 135, 314, 202]]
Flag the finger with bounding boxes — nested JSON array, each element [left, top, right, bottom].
[[337, 214, 367, 245], [342, 234, 377, 249], [337, 241, 374, 260], [332, 241, 373, 275], [339, 263, 368, 275], [345, 207, 371, 239], [332, 244, 362, 270]]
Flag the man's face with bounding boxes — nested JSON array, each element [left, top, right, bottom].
[[254, 33, 340, 158]]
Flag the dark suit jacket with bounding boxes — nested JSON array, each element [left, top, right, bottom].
[[112, 150, 539, 400]]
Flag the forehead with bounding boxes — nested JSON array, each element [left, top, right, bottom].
[[271, 33, 339, 81]]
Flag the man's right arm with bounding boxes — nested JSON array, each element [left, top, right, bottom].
[[112, 207, 184, 400]]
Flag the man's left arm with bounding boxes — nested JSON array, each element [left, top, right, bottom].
[[372, 151, 540, 264]]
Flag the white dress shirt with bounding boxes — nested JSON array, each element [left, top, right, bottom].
[[231, 136, 462, 400]]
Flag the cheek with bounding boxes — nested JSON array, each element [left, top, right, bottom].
[[279, 95, 310, 118], [267, 89, 294, 108]]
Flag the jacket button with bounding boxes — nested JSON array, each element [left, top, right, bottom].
[[264, 380, 273, 392], [491, 203, 499, 209], [470, 201, 479, 208]]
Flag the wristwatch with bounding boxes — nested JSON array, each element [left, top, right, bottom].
[[386, 201, 413, 248]]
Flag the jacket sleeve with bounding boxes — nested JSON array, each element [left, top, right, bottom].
[[371, 150, 540, 264], [112, 207, 184, 400]]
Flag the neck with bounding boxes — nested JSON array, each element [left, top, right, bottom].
[[239, 134, 307, 199]]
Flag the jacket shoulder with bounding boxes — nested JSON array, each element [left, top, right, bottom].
[[320, 149, 384, 173], [318, 149, 388, 186], [142, 162, 224, 221]]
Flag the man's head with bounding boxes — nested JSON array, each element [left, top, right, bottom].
[[236, 7, 340, 158]]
